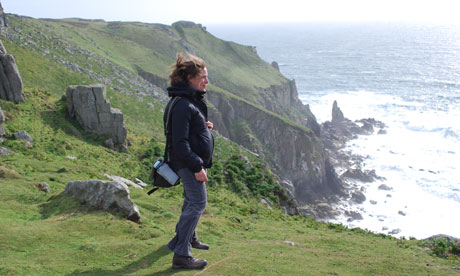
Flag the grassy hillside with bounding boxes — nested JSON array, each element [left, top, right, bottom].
[[1, 14, 460, 275], [1, 91, 459, 275]]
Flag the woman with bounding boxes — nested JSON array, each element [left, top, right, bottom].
[[165, 52, 214, 270]]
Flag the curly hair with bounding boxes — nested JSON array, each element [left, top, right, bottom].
[[169, 52, 206, 86]]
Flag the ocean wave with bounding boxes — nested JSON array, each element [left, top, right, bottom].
[[444, 128, 460, 140], [424, 78, 460, 88]]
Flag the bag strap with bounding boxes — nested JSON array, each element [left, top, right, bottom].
[[147, 187, 159, 195], [147, 97, 182, 196], [164, 96, 181, 162]]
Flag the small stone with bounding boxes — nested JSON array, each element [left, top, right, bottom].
[[14, 131, 34, 144], [284, 241, 295, 246], [0, 146, 16, 156], [378, 184, 392, 191], [57, 168, 67, 173], [259, 199, 272, 210], [36, 182, 50, 193]]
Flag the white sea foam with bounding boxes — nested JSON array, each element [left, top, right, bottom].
[[307, 90, 460, 239]]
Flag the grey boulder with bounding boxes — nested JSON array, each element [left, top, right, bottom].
[[66, 84, 128, 152], [0, 40, 25, 104], [63, 180, 140, 222]]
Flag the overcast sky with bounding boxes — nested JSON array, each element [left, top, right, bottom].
[[2, 0, 460, 25]]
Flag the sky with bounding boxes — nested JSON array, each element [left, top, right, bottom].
[[2, 0, 460, 25]]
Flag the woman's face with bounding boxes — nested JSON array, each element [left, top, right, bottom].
[[188, 67, 209, 92]]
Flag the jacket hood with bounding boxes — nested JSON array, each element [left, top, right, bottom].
[[167, 82, 206, 99]]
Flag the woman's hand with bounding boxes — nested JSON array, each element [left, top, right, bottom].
[[194, 169, 208, 183], [205, 121, 213, 131]]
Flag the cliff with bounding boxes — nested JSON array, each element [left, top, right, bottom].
[[207, 89, 343, 206]]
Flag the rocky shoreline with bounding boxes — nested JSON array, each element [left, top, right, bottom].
[[300, 100, 388, 221]]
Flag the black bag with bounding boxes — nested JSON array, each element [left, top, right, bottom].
[[147, 97, 182, 195]]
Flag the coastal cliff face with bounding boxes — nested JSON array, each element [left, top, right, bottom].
[[258, 79, 321, 137], [207, 91, 343, 205]]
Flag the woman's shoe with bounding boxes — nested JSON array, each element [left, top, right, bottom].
[[172, 253, 207, 269], [191, 240, 210, 250]]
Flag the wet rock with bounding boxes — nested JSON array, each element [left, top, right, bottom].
[[342, 167, 379, 182], [331, 100, 345, 123], [350, 191, 366, 204], [359, 121, 374, 134], [378, 184, 392, 191], [345, 210, 363, 221], [300, 202, 340, 219]]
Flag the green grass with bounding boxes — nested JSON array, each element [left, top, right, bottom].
[[1, 89, 459, 276]]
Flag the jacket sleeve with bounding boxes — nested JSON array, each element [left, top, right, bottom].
[[171, 101, 204, 173]]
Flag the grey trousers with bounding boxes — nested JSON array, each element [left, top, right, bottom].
[[167, 168, 207, 257]]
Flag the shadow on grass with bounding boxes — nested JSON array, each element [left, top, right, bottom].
[[40, 99, 112, 149], [40, 193, 130, 222], [40, 193, 88, 219], [67, 245, 178, 276]]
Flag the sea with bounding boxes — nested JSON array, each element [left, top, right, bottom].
[[207, 22, 460, 239]]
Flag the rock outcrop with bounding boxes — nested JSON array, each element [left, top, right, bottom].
[[321, 101, 386, 154], [260, 80, 321, 137], [0, 40, 25, 103], [13, 130, 33, 147], [319, 101, 387, 212], [0, 2, 7, 27], [425, 234, 460, 246], [0, 103, 5, 138], [66, 84, 128, 152], [63, 180, 140, 222], [0, 146, 15, 155]]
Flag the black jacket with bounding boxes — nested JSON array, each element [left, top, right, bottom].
[[164, 82, 214, 173]]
